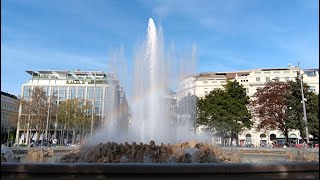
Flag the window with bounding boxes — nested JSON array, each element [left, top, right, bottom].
[[203, 80, 208, 83], [265, 77, 270, 82], [305, 71, 316, 77], [87, 87, 94, 99], [212, 80, 217, 83], [69, 86, 77, 99], [204, 88, 208, 95], [95, 87, 103, 100], [256, 77, 260, 82], [23, 86, 31, 100], [274, 77, 279, 81], [285, 77, 290, 81], [309, 86, 316, 93], [59, 86, 67, 100], [78, 87, 85, 99], [95, 101, 102, 114], [53, 86, 59, 98], [43, 86, 50, 96], [220, 80, 226, 83]]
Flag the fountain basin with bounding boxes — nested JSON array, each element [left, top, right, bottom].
[[1, 162, 319, 179]]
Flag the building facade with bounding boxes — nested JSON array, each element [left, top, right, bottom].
[[16, 70, 129, 145], [1, 91, 19, 144], [177, 65, 319, 147]]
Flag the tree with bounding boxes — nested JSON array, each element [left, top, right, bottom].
[[224, 80, 249, 105], [286, 78, 319, 140], [1, 99, 19, 146], [176, 94, 198, 133], [57, 99, 92, 144], [251, 81, 291, 143], [78, 99, 92, 142], [223, 81, 252, 145], [307, 93, 319, 138], [197, 81, 252, 146], [24, 87, 49, 144]]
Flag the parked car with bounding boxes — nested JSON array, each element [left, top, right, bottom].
[[273, 143, 289, 148], [309, 140, 319, 148]]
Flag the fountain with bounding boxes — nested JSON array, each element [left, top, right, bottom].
[[57, 17, 221, 164], [88, 18, 206, 145]]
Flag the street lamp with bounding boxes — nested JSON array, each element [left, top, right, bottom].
[[90, 71, 97, 136], [298, 67, 309, 145]]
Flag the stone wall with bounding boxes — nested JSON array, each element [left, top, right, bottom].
[[61, 140, 241, 163], [26, 148, 54, 163]]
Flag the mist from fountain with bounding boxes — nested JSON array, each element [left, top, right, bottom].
[[88, 18, 210, 145]]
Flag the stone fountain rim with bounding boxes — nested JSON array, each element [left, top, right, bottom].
[[1, 162, 319, 174]]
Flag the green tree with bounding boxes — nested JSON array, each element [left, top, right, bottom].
[[307, 93, 319, 138], [286, 78, 319, 141], [197, 81, 252, 146], [224, 80, 249, 104], [224, 81, 252, 145]]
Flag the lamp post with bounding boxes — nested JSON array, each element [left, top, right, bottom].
[[298, 66, 309, 144], [90, 71, 97, 136]]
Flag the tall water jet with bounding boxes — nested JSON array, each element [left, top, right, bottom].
[[131, 18, 171, 143], [132, 18, 200, 142]]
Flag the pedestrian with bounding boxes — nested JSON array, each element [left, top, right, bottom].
[[52, 139, 57, 147], [64, 139, 67, 147]]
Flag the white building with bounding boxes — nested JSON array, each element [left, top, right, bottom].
[[1, 91, 19, 144], [16, 70, 129, 145], [177, 65, 319, 147]]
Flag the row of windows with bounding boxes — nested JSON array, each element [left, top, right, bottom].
[[203, 80, 226, 84], [23, 86, 106, 101], [305, 71, 318, 77], [1, 96, 18, 103], [254, 70, 297, 74], [1, 103, 18, 111], [1, 112, 8, 120], [204, 88, 249, 95], [255, 77, 290, 82], [1, 112, 16, 121]]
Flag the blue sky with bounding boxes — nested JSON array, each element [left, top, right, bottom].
[[1, 0, 319, 99]]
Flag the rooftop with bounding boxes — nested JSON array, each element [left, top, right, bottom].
[[1, 91, 18, 99], [26, 70, 114, 76]]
